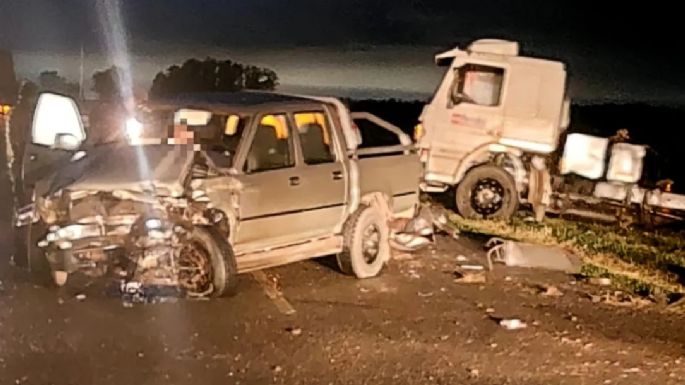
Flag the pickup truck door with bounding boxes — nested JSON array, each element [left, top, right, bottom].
[[288, 110, 347, 236], [22, 93, 86, 200], [235, 113, 340, 252]]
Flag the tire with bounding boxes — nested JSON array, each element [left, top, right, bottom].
[[14, 221, 54, 286], [180, 227, 238, 297], [336, 205, 390, 278], [456, 164, 519, 220]]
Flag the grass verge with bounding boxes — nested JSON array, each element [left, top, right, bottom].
[[448, 212, 685, 301]]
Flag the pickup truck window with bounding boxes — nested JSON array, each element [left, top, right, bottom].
[[452, 64, 505, 107], [200, 113, 249, 168], [294, 111, 336, 165], [245, 114, 294, 173]]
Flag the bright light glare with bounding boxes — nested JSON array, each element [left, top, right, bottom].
[[125, 118, 143, 140], [144, 218, 163, 230]]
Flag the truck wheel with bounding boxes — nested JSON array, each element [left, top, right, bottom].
[[336, 205, 390, 278], [177, 227, 238, 298], [456, 165, 519, 220]]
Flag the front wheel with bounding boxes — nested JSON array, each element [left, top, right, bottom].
[[455, 165, 519, 220], [177, 227, 238, 297], [336, 205, 390, 279]]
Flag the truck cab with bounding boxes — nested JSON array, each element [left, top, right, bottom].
[[417, 39, 569, 219]]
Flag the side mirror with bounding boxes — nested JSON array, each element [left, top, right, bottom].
[[53, 133, 80, 151], [32, 93, 85, 149]]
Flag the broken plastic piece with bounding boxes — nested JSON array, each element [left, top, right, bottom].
[[486, 238, 579, 273]]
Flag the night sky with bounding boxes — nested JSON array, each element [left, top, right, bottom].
[[0, 0, 681, 103]]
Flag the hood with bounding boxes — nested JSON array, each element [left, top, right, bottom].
[[36, 144, 195, 198]]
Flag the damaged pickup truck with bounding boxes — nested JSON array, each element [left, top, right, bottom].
[[15, 92, 420, 297]]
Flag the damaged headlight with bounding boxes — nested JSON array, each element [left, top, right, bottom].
[[52, 224, 102, 241], [144, 218, 163, 230]]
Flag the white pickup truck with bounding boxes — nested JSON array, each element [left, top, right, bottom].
[[15, 91, 421, 297]]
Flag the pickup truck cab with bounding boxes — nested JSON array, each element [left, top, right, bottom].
[[17, 91, 420, 297]]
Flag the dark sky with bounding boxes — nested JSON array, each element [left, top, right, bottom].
[[0, 0, 681, 103]]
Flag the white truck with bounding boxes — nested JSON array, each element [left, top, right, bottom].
[[416, 39, 685, 224]]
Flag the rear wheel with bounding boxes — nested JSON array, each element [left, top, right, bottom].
[[336, 205, 390, 279], [456, 165, 519, 220], [177, 227, 238, 297]]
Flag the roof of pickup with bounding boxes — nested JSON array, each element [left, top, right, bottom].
[[148, 91, 323, 112]]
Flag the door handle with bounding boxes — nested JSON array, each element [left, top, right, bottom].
[[332, 170, 343, 180], [289, 176, 300, 186]]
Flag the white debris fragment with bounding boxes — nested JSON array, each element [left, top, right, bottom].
[[287, 327, 302, 336], [589, 277, 612, 286], [75, 294, 86, 301], [541, 285, 564, 297], [499, 319, 528, 330], [460, 264, 485, 271], [456, 255, 468, 262]]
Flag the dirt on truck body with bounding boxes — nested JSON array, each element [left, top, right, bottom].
[[14, 91, 421, 297]]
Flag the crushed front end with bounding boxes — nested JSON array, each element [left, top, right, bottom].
[[33, 188, 228, 296]]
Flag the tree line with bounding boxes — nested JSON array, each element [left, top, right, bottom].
[[27, 57, 279, 102]]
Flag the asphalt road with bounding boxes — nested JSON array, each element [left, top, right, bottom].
[[0, 234, 683, 385]]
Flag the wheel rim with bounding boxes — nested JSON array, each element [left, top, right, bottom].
[[362, 224, 381, 264], [470, 178, 505, 216], [177, 239, 214, 296]]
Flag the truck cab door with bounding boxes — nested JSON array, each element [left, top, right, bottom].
[[23, 93, 86, 198], [424, 62, 506, 181]]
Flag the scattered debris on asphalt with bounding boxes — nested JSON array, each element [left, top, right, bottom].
[[118, 281, 182, 305], [390, 205, 436, 251], [499, 318, 528, 330], [485, 237, 580, 273], [285, 327, 302, 336], [587, 291, 653, 308], [456, 255, 468, 262], [460, 264, 485, 271], [75, 293, 86, 301], [454, 270, 486, 284], [540, 285, 564, 297]]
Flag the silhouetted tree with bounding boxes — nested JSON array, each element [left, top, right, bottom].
[[149, 58, 278, 99], [92, 66, 124, 101], [38, 71, 79, 98]]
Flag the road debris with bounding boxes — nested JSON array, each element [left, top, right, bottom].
[[589, 277, 612, 286], [499, 318, 528, 330], [456, 255, 468, 262], [454, 270, 486, 284], [460, 264, 485, 271], [587, 291, 653, 308], [75, 294, 86, 301], [285, 327, 302, 336], [540, 285, 564, 297], [486, 237, 580, 272]]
